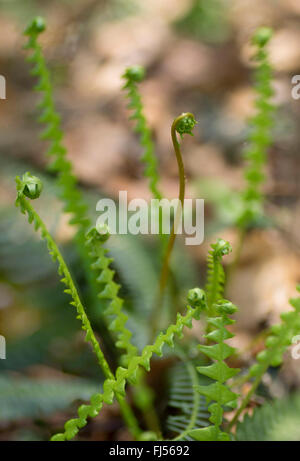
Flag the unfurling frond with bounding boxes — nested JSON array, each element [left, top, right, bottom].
[[205, 239, 232, 314], [86, 227, 137, 366], [122, 65, 162, 200], [24, 17, 89, 231], [189, 300, 239, 441], [229, 286, 300, 429], [238, 27, 275, 229], [51, 289, 206, 441], [15, 174, 112, 378]]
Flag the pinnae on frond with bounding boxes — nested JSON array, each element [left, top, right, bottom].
[[237, 26, 275, 229], [189, 299, 239, 441], [205, 238, 232, 315], [24, 17, 89, 232], [15, 174, 141, 440], [122, 65, 162, 201], [85, 226, 137, 366], [15, 174, 112, 379], [229, 286, 300, 430], [51, 287, 205, 441]]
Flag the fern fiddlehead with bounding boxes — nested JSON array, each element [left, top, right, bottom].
[[24, 17, 89, 231], [205, 239, 232, 315], [15, 173, 142, 440], [51, 287, 206, 441], [229, 287, 300, 430], [189, 300, 240, 441], [122, 65, 162, 200], [164, 113, 197, 264]]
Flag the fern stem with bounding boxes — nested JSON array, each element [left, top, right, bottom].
[[86, 227, 161, 435], [15, 175, 141, 439], [117, 396, 143, 439], [132, 370, 162, 437], [236, 27, 275, 231], [188, 297, 240, 441], [16, 197, 111, 378], [24, 17, 128, 365], [205, 239, 232, 323], [151, 113, 197, 339], [24, 17, 89, 233], [122, 65, 162, 201], [158, 115, 187, 292], [86, 227, 138, 365], [52, 292, 203, 440]]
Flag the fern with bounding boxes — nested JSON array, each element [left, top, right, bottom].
[[23, 17, 124, 361], [15, 173, 112, 379], [188, 299, 240, 441], [237, 27, 275, 229], [24, 17, 89, 231], [0, 374, 99, 422], [122, 65, 162, 200], [236, 393, 300, 441], [166, 357, 210, 441], [85, 227, 137, 366], [86, 227, 161, 433], [51, 288, 206, 441], [15, 173, 142, 439], [10, 19, 300, 442], [153, 113, 197, 335], [205, 238, 232, 314], [229, 286, 300, 429]]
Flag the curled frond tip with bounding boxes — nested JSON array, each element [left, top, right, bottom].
[[122, 65, 145, 83], [174, 113, 197, 138], [252, 27, 273, 47], [24, 16, 46, 36], [16, 172, 43, 200]]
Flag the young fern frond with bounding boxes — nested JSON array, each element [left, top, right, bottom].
[[15, 173, 112, 379], [51, 287, 206, 441], [24, 17, 89, 231], [85, 227, 137, 366], [189, 299, 240, 441], [236, 393, 300, 441], [122, 66, 162, 201], [16, 173, 142, 440], [24, 17, 115, 344], [229, 286, 300, 430], [238, 27, 275, 229], [205, 239, 232, 314], [151, 113, 197, 337], [86, 226, 161, 434]]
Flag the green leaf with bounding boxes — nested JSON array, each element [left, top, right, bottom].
[[0, 374, 99, 422], [236, 394, 300, 441]]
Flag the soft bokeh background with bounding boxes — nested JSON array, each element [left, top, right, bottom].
[[1, 0, 300, 440]]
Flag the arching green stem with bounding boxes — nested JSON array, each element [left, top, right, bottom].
[[15, 173, 142, 440], [150, 113, 197, 339]]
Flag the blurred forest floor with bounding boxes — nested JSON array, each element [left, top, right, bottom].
[[1, 0, 300, 440]]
